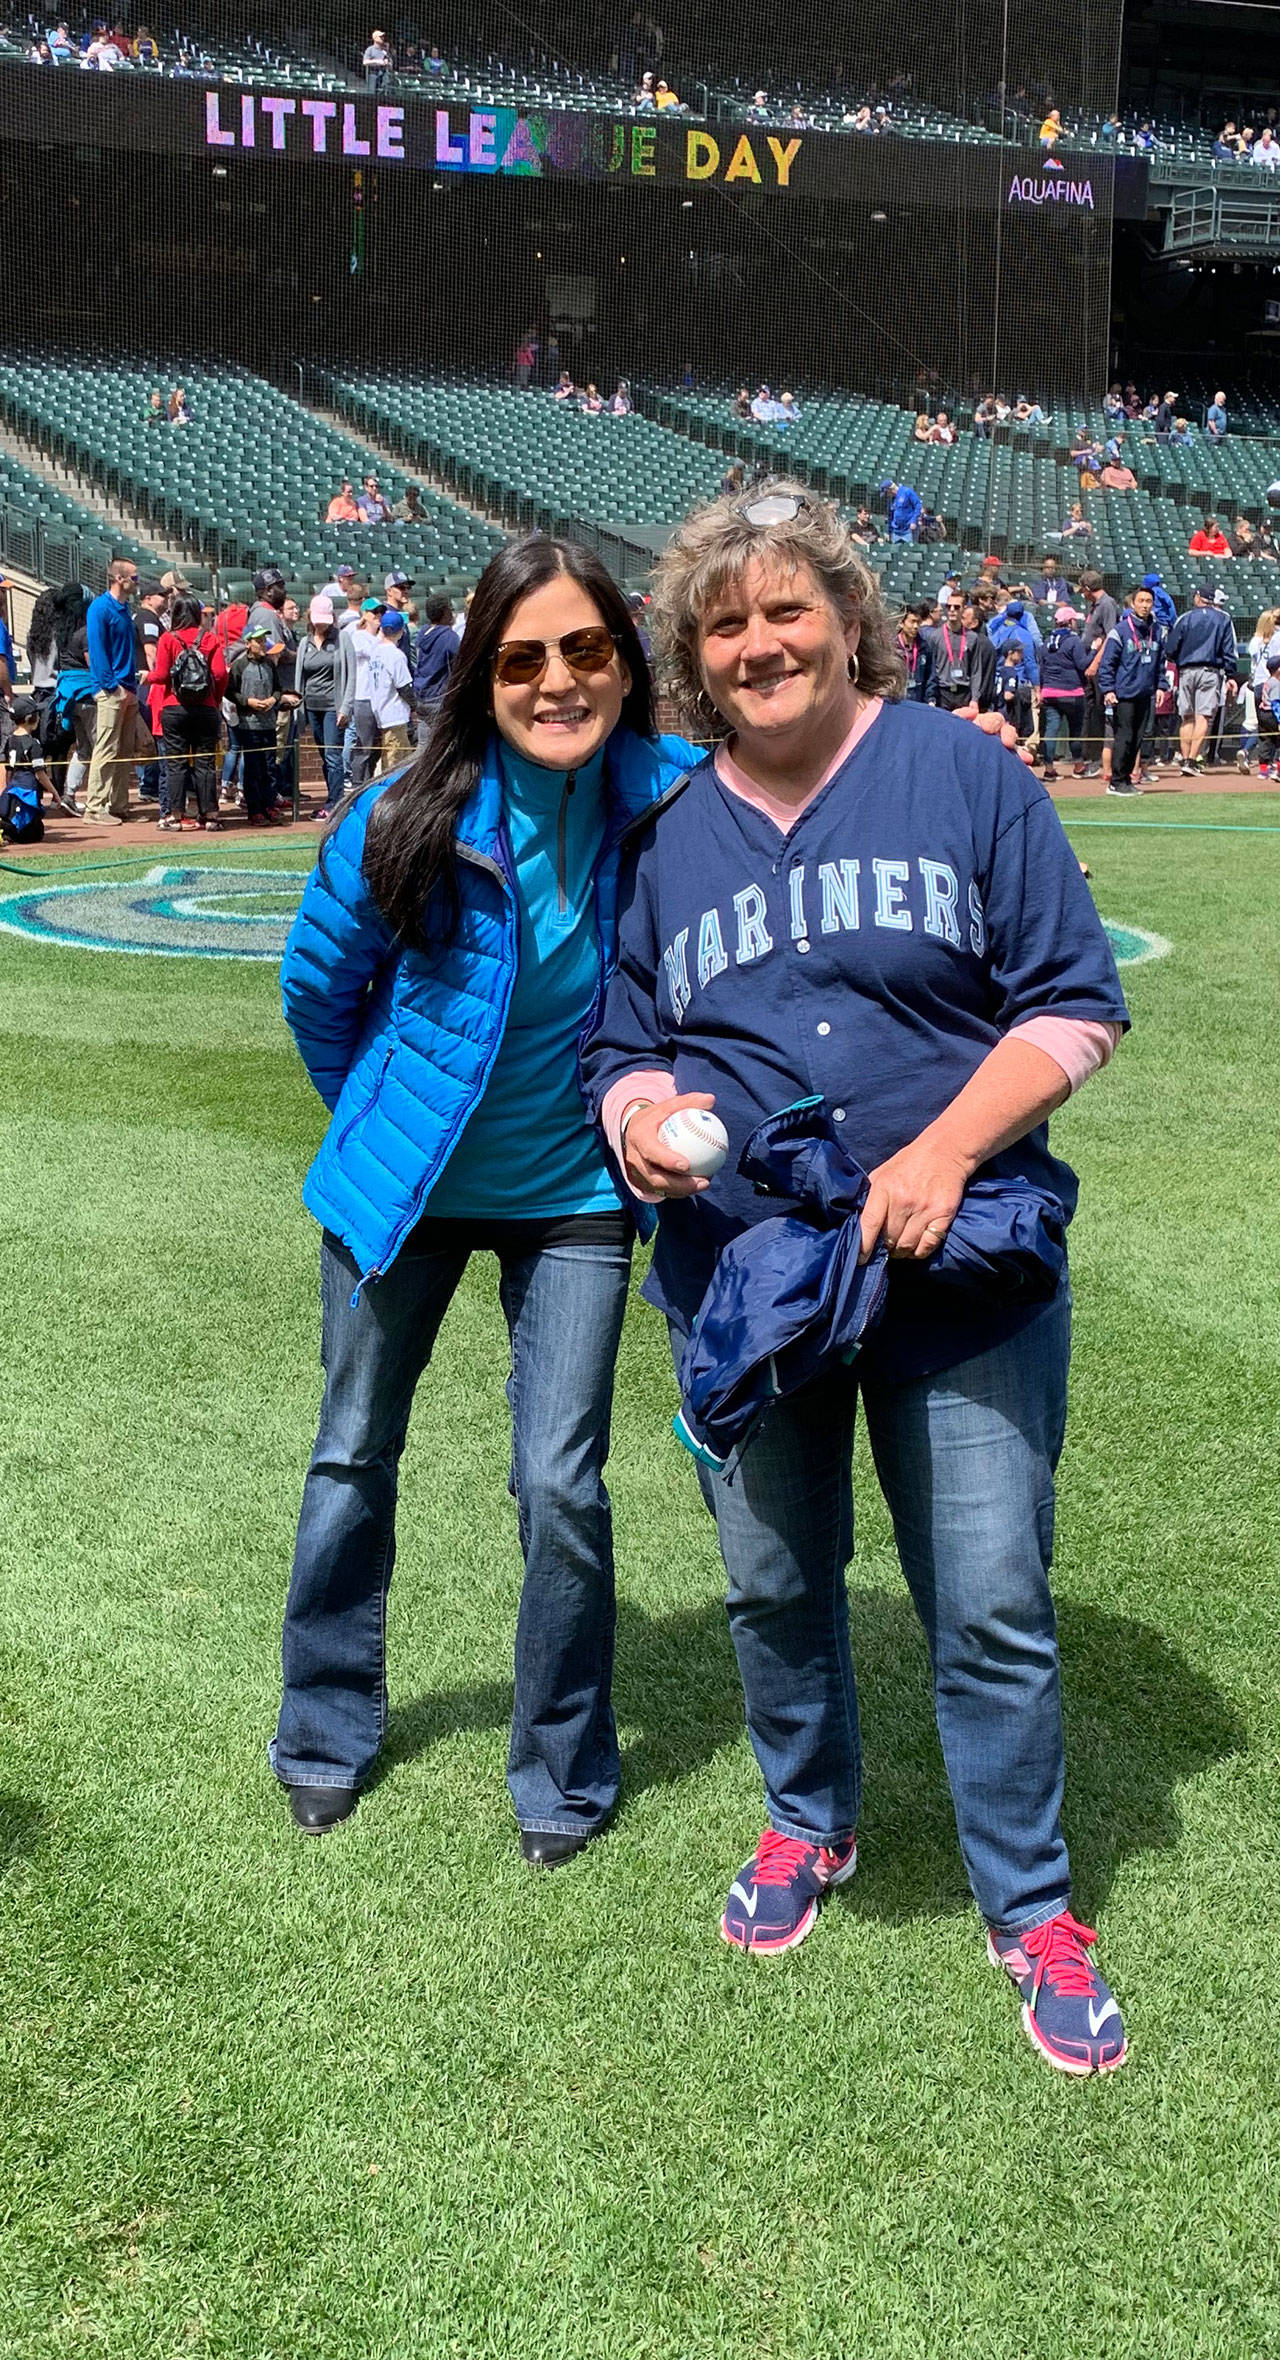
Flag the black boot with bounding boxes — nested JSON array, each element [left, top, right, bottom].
[[289, 1784, 359, 1834], [520, 1823, 606, 1869]]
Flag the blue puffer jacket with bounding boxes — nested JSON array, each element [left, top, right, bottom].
[[281, 724, 698, 1282]]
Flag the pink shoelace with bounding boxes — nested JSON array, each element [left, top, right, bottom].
[[1020, 1909, 1100, 1995], [750, 1830, 823, 1885]]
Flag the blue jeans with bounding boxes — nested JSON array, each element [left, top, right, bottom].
[[1042, 699, 1083, 765], [273, 1224, 633, 1832], [672, 1288, 1072, 1930], [305, 705, 344, 803]]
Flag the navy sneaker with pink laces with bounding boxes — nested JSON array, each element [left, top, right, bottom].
[[988, 1909, 1128, 2075], [721, 1828, 858, 1954]]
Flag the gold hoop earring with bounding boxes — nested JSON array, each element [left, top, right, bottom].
[[848, 651, 861, 685]]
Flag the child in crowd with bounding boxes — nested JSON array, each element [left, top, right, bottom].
[[1, 697, 56, 840], [994, 639, 1034, 740]]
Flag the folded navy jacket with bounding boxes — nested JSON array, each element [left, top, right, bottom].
[[675, 1098, 1068, 1474]]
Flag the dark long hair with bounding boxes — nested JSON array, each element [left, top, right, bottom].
[[28, 580, 90, 670], [358, 537, 656, 949]]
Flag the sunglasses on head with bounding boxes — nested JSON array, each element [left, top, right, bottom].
[[492, 625, 619, 686]]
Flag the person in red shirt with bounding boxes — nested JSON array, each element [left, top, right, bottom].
[[148, 592, 229, 830], [1188, 516, 1233, 559], [325, 480, 360, 524]]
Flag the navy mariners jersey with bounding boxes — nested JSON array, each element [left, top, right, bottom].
[[583, 699, 1130, 1375]]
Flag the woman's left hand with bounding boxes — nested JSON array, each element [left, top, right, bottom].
[[859, 1138, 971, 1262], [956, 705, 1036, 765]]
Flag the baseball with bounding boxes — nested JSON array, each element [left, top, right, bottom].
[[658, 1107, 729, 1178]]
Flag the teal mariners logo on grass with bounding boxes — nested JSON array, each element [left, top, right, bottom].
[[0, 865, 311, 960], [1101, 921, 1171, 967]]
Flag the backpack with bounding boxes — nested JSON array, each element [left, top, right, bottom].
[[170, 636, 214, 706], [0, 781, 44, 843]]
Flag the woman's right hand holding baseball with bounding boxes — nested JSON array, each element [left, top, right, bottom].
[[621, 1093, 717, 1198]]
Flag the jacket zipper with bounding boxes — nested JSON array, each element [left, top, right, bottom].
[[557, 769, 576, 914]]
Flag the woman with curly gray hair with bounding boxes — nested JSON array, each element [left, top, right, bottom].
[[583, 483, 1132, 2074]]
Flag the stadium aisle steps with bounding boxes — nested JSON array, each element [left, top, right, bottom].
[[0, 351, 506, 596]]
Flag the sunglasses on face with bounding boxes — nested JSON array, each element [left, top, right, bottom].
[[492, 625, 619, 686]]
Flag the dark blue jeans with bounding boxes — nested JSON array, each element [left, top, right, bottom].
[[304, 706, 344, 803], [272, 1221, 633, 1832], [671, 1288, 1072, 1931]]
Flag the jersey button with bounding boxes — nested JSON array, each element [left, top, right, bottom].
[[796, 938, 811, 954], [817, 1021, 831, 1036], [832, 1107, 847, 1122]]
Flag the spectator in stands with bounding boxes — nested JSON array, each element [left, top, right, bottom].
[[148, 591, 228, 831], [513, 333, 536, 391], [363, 30, 392, 92], [1011, 398, 1049, 428], [776, 392, 801, 427], [357, 474, 390, 525], [82, 30, 121, 69], [392, 484, 426, 523], [1103, 385, 1125, 425], [412, 591, 460, 735], [1071, 432, 1102, 489], [580, 383, 605, 414], [1099, 452, 1138, 492], [720, 461, 746, 497], [633, 70, 655, 108], [609, 381, 633, 417], [1133, 122, 1154, 153], [1254, 128, 1280, 169], [1213, 124, 1238, 161], [928, 410, 956, 444], [295, 596, 345, 809], [144, 389, 165, 425], [425, 43, 444, 75], [1169, 416, 1193, 449], [168, 387, 191, 427], [1188, 515, 1232, 560], [1153, 390, 1177, 441], [133, 26, 158, 62], [1039, 108, 1063, 151], [48, 24, 75, 61], [881, 479, 922, 543], [749, 385, 775, 423], [1206, 391, 1228, 444], [1232, 517, 1257, 557], [106, 20, 130, 56], [849, 507, 882, 548], [654, 79, 681, 111], [1098, 583, 1164, 794], [554, 371, 577, 404], [850, 106, 875, 133], [1039, 605, 1091, 778], [1061, 500, 1093, 541], [228, 623, 282, 824], [913, 412, 931, 444], [731, 386, 752, 419], [1038, 556, 1071, 607], [972, 395, 996, 440], [27, 38, 52, 62], [84, 560, 155, 825], [746, 91, 769, 123], [1165, 585, 1237, 773]]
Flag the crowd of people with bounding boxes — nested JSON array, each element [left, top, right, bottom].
[[891, 555, 1280, 791], [0, 559, 478, 841]]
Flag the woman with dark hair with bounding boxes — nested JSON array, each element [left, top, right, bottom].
[[148, 591, 228, 830], [272, 536, 698, 1854], [49, 584, 96, 812]]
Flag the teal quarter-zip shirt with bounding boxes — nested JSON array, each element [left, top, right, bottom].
[[423, 740, 620, 1219]]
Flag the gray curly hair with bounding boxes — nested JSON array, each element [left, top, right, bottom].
[[650, 479, 906, 735]]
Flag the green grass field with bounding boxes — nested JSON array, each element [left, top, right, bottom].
[[1, 803, 1277, 2358]]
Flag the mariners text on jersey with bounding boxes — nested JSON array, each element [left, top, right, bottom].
[[583, 698, 1129, 1369]]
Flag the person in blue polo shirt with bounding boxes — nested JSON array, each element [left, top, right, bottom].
[[583, 483, 1131, 2076], [84, 558, 155, 824]]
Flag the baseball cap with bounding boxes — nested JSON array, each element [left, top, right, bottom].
[[1141, 571, 1163, 588], [138, 578, 165, 600], [1005, 599, 1025, 618], [1214, 586, 1232, 608], [243, 620, 269, 640], [253, 567, 286, 595], [309, 594, 335, 625], [11, 692, 38, 723], [1193, 581, 1217, 600], [379, 610, 405, 634], [360, 597, 384, 613], [335, 564, 356, 581], [384, 570, 413, 591], [160, 568, 192, 594], [1053, 603, 1079, 623]]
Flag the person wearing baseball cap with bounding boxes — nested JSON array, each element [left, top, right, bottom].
[[1140, 571, 1176, 629], [227, 621, 282, 823]]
